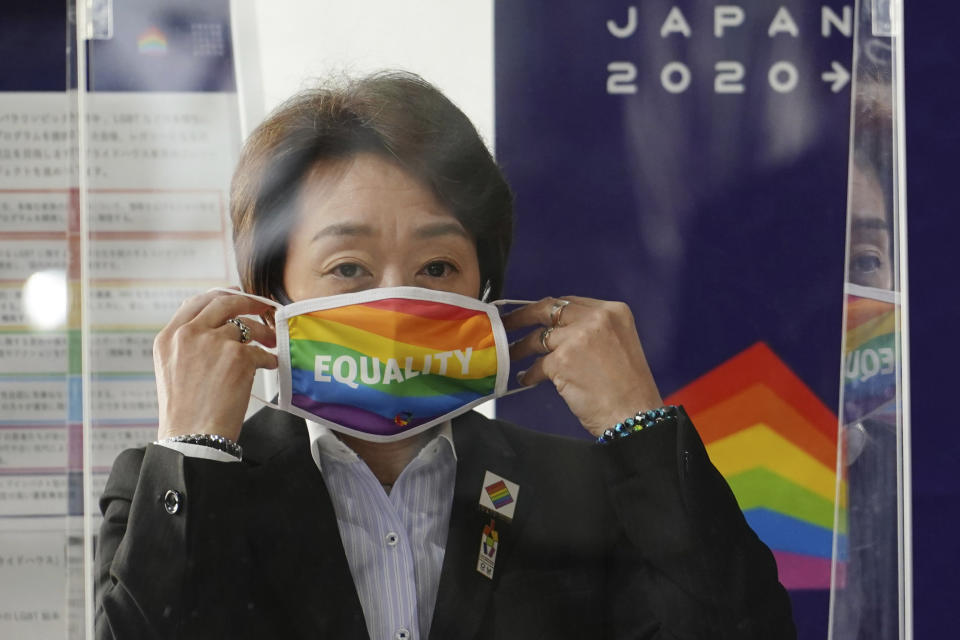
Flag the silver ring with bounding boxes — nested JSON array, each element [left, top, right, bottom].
[[549, 299, 570, 327], [227, 317, 250, 344], [539, 326, 554, 353]]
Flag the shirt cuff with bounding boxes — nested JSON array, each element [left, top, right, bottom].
[[156, 441, 241, 462]]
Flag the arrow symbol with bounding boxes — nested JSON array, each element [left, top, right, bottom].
[[821, 61, 850, 93]]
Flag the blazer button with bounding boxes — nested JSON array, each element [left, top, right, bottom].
[[163, 490, 183, 515]]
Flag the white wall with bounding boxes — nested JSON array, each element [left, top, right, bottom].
[[235, 0, 495, 149]]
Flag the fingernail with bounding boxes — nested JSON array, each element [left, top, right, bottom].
[[516, 370, 526, 384]]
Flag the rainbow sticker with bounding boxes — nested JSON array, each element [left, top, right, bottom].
[[485, 480, 514, 509], [287, 297, 499, 437], [666, 342, 845, 590], [137, 27, 168, 56]]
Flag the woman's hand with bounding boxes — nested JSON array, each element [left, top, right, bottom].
[[503, 296, 663, 438], [153, 290, 278, 442]]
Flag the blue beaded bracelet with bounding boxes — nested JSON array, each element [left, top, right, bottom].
[[595, 405, 679, 444]]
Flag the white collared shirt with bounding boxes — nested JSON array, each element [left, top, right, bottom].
[[306, 421, 457, 640]]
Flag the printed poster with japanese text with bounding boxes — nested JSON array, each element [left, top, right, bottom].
[[0, 1, 240, 637]]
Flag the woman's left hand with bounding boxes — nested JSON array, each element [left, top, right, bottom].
[[503, 296, 663, 438]]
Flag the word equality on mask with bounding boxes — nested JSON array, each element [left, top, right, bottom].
[[314, 349, 475, 388]]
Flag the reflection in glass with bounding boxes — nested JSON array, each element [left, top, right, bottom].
[[848, 158, 892, 290], [830, 0, 910, 639], [22, 270, 68, 330]]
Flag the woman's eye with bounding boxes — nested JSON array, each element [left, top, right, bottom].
[[330, 263, 368, 278], [852, 253, 882, 275], [421, 261, 457, 278]]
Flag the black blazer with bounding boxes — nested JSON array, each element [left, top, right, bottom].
[[96, 407, 796, 639]]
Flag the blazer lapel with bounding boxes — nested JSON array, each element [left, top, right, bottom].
[[429, 412, 534, 640], [243, 409, 369, 639]]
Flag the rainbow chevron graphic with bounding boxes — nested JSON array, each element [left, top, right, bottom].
[[665, 342, 844, 590], [288, 297, 498, 437]]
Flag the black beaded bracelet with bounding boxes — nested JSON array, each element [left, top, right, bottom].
[[595, 405, 679, 444], [156, 433, 243, 460]]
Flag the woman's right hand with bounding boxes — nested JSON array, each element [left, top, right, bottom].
[[153, 290, 278, 442]]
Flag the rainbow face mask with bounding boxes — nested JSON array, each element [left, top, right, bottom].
[[220, 287, 529, 442]]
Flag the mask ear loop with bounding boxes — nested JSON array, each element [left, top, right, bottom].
[[491, 299, 537, 307], [207, 287, 287, 411], [250, 388, 283, 409], [490, 298, 540, 395], [207, 287, 284, 309], [500, 385, 534, 397]]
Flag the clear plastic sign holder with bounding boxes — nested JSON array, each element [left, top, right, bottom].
[[0, 5, 81, 639], [829, 0, 911, 639], [74, 0, 246, 637]]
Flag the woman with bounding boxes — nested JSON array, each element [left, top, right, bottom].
[[96, 72, 795, 639]]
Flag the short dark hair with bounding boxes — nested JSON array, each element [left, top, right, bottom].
[[230, 71, 514, 301]]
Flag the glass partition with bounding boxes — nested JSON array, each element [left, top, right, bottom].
[[76, 0, 244, 636], [0, 1, 911, 638], [830, 0, 911, 638], [0, 2, 78, 637]]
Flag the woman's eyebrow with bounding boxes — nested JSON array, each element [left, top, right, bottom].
[[311, 223, 376, 242], [413, 221, 470, 240], [852, 217, 889, 232]]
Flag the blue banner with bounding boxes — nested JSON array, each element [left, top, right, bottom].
[[495, 2, 855, 636]]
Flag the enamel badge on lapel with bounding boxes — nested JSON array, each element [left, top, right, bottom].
[[478, 470, 519, 522], [476, 518, 499, 579]]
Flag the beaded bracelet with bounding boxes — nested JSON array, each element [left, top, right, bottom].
[[156, 433, 243, 460], [595, 405, 679, 444]]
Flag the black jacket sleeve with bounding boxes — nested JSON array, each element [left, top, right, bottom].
[[95, 445, 264, 640], [601, 408, 797, 639]]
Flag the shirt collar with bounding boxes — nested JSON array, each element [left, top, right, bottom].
[[305, 420, 457, 472]]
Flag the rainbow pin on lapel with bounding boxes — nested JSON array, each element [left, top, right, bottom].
[[478, 470, 519, 522]]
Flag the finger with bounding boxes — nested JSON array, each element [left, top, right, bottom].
[[194, 293, 277, 329], [517, 356, 549, 387], [502, 297, 576, 331], [510, 326, 563, 361], [248, 345, 279, 370], [217, 317, 277, 348], [557, 295, 605, 308], [167, 289, 235, 328]]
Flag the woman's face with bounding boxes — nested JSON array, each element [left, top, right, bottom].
[[283, 152, 482, 301]]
